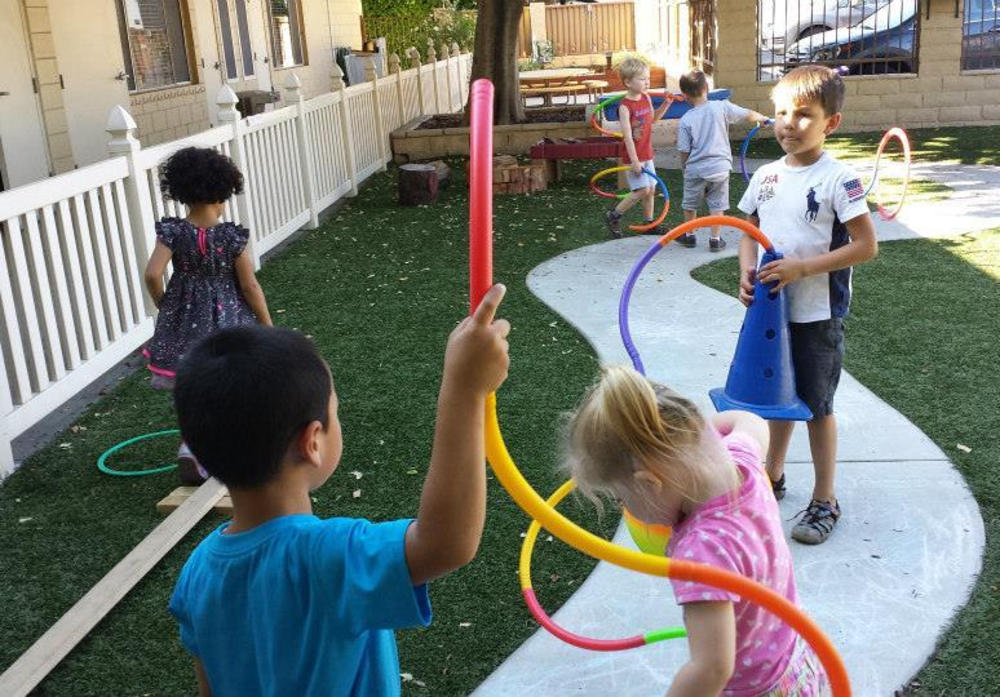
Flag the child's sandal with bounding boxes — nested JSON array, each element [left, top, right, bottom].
[[770, 473, 786, 501]]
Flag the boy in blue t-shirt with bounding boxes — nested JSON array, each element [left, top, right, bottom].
[[169, 285, 510, 697]]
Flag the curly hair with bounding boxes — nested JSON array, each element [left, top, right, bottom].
[[159, 146, 244, 206]]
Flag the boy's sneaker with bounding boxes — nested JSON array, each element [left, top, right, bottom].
[[641, 221, 664, 236], [605, 209, 623, 238], [791, 499, 841, 545], [675, 233, 697, 248], [770, 473, 786, 501], [709, 237, 727, 252]]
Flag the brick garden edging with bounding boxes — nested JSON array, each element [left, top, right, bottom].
[[391, 114, 593, 163]]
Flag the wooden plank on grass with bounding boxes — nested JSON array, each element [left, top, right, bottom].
[[157, 485, 233, 515], [0, 478, 227, 697]]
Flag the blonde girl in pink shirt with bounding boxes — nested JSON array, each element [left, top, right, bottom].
[[565, 365, 830, 696]]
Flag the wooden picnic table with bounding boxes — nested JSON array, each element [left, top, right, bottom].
[[519, 68, 601, 106]]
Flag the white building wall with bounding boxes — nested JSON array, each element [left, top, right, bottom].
[[48, 1, 131, 168], [10, 0, 365, 172]]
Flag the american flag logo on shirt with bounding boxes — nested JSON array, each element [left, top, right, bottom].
[[843, 178, 865, 201]]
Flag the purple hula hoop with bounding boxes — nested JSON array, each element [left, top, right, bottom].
[[617, 241, 664, 376]]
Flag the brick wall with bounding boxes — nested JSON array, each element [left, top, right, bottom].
[[129, 85, 210, 146], [712, 0, 1000, 132]]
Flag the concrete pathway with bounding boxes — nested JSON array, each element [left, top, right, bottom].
[[474, 161, 991, 696]]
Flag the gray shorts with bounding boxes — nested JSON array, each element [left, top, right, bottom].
[[790, 318, 845, 418], [626, 160, 657, 191], [682, 174, 729, 212]]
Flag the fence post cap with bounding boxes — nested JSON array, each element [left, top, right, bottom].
[[283, 72, 302, 91], [388, 52, 401, 72], [331, 62, 345, 89], [451, 42, 460, 55], [216, 85, 240, 122], [106, 104, 137, 134], [106, 105, 138, 151], [216, 84, 239, 107]]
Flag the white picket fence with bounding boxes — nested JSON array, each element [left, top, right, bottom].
[[0, 50, 472, 477]]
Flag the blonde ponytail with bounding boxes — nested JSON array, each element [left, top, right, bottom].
[[565, 365, 738, 509]]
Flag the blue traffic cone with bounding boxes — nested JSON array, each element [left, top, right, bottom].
[[709, 250, 812, 421]]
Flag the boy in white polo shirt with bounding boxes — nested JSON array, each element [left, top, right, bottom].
[[737, 65, 877, 545]]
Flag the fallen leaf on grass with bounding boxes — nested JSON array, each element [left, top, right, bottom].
[[956, 443, 971, 453], [352, 489, 361, 498]]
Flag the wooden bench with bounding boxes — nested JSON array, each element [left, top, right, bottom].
[[519, 83, 588, 107], [581, 79, 609, 102]]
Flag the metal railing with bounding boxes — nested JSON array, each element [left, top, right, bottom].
[[962, 0, 1000, 71], [758, 0, 919, 81]]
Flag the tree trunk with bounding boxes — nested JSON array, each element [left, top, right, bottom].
[[466, 0, 525, 125]]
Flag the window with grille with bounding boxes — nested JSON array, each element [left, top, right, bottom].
[[269, 0, 306, 68], [757, 0, 919, 81], [116, 0, 193, 92], [962, 0, 1000, 71]]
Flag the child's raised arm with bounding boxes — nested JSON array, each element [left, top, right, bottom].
[[652, 94, 670, 121], [667, 602, 736, 696], [234, 251, 272, 326], [711, 409, 769, 455], [144, 241, 172, 308], [405, 284, 510, 586], [744, 109, 771, 125]]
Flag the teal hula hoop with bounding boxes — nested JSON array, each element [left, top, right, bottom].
[[97, 429, 181, 476]]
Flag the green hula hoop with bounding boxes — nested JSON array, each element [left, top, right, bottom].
[[97, 429, 181, 476]]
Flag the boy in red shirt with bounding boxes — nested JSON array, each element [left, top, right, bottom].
[[605, 57, 670, 237]]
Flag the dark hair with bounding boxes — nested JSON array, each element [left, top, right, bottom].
[[174, 326, 332, 489], [771, 65, 845, 116], [679, 70, 708, 99], [160, 146, 244, 206]]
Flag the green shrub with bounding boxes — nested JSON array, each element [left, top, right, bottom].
[[362, 6, 476, 59]]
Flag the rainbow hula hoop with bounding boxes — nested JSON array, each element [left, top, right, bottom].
[[589, 91, 682, 139], [865, 127, 911, 221], [469, 78, 850, 696], [619, 216, 774, 375], [521, 479, 687, 650], [589, 166, 670, 233], [740, 119, 774, 183]]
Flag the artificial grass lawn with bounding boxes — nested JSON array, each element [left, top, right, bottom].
[[0, 144, 988, 695], [0, 161, 709, 696], [736, 124, 1000, 166], [692, 230, 1000, 696]]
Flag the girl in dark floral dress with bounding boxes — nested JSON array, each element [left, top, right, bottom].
[[144, 147, 272, 483]]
